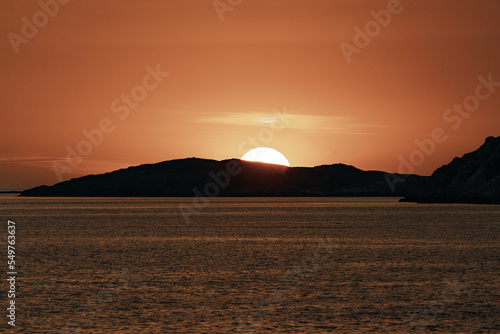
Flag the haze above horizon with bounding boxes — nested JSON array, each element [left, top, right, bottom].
[[1, 0, 500, 190]]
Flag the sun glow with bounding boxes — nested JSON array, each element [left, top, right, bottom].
[[241, 147, 290, 167]]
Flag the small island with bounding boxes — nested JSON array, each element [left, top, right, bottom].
[[20, 158, 423, 198]]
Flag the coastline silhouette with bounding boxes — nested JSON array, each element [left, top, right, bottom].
[[21, 136, 500, 204]]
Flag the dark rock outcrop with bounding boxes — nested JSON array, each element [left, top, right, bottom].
[[20, 158, 423, 197], [401, 136, 500, 204]]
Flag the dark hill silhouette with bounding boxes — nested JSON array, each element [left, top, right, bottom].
[[20, 158, 423, 197], [401, 136, 500, 204]]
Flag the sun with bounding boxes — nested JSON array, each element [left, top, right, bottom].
[[241, 147, 290, 167]]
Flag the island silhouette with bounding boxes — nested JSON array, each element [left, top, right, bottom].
[[21, 136, 500, 204]]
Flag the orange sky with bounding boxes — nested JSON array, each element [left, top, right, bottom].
[[1, 0, 500, 190]]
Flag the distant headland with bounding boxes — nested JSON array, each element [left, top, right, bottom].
[[400, 136, 500, 204]]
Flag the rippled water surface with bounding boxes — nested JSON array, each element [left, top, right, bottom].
[[1, 196, 499, 333]]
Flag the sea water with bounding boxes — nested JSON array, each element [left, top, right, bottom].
[[0, 196, 498, 333]]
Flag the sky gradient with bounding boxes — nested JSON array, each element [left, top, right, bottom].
[[1, 0, 500, 190]]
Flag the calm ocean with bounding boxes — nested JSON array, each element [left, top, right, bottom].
[[0, 196, 498, 333]]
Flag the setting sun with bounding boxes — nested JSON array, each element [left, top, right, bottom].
[[241, 147, 290, 167]]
